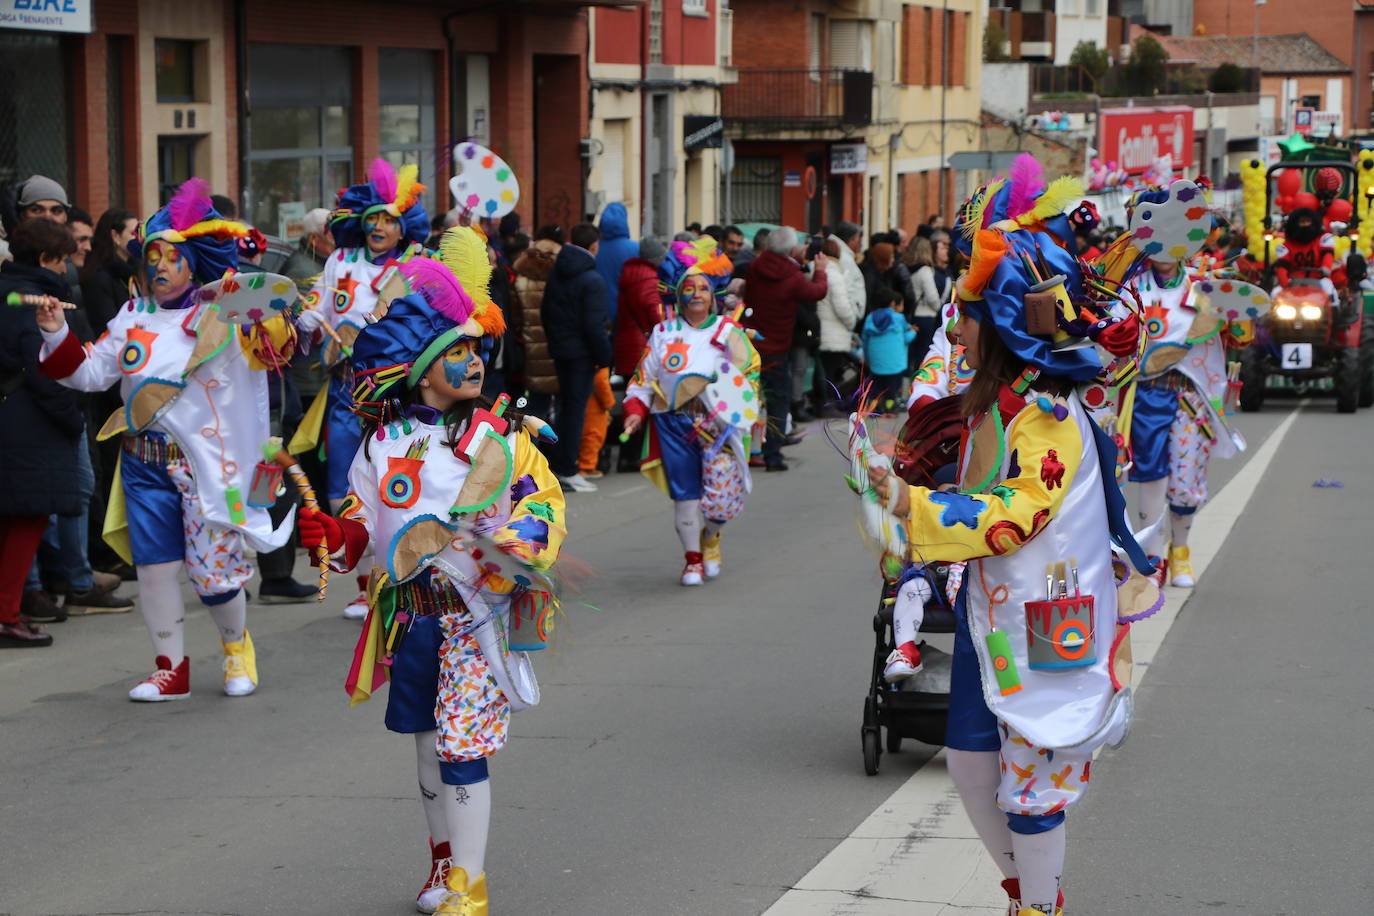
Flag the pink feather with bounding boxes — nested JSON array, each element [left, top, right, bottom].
[[368, 158, 398, 203], [398, 258, 475, 325], [669, 239, 699, 266], [169, 177, 212, 232], [1005, 153, 1044, 220]]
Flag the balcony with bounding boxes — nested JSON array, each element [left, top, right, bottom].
[[721, 69, 874, 129], [988, 9, 1055, 61]]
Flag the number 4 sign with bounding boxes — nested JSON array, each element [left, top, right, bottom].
[[1281, 343, 1313, 369]]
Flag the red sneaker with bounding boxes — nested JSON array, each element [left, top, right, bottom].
[[1001, 878, 1065, 915], [128, 655, 190, 702], [417, 839, 452, 913], [680, 551, 705, 587], [883, 641, 923, 682]]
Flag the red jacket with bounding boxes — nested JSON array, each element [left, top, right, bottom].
[[742, 250, 828, 357], [613, 258, 665, 377]]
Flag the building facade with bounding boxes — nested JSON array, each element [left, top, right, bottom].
[[1, 0, 607, 241], [587, 0, 732, 239]]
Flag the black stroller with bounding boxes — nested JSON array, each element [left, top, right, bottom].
[[859, 395, 965, 776]]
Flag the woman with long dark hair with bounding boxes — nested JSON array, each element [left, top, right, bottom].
[[869, 167, 1168, 914], [79, 207, 138, 335]]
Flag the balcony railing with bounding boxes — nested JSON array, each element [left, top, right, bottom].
[[721, 69, 874, 128]]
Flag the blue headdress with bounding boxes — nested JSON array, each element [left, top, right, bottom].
[[657, 237, 733, 313], [329, 158, 430, 251], [134, 178, 244, 285]]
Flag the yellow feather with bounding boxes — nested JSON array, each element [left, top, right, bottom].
[[393, 163, 424, 213], [960, 179, 1005, 241], [439, 226, 493, 305], [1022, 176, 1085, 225]]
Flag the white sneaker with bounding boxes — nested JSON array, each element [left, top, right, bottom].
[[559, 473, 599, 493], [343, 592, 369, 620]]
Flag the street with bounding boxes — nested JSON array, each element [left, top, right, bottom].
[[1, 396, 1370, 916]]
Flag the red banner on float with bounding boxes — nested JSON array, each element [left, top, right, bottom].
[[1097, 107, 1193, 176]]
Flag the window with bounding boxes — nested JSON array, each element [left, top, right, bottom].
[[1300, 94, 1322, 110], [649, 0, 663, 63], [829, 19, 874, 72], [247, 44, 353, 238], [158, 136, 198, 202], [379, 48, 437, 213], [683, 0, 707, 16], [726, 155, 782, 224], [601, 119, 627, 204], [155, 39, 198, 103], [0, 32, 68, 191]]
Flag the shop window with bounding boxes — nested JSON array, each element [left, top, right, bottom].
[[155, 39, 199, 103], [379, 48, 437, 212], [247, 43, 353, 238], [0, 33, 68, 190]]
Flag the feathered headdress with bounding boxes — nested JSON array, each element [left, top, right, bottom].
[[136, 178, 247, 284], [328, 158, 430, 250], [657, 236, 733, 311]]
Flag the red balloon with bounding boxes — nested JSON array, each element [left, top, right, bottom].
[[1326, 198, 1353, 223], [1277, 169, 1302, 196], [1315, 167, 1342, 194], [1293, 192, 1320, 212], [1277, 194, 1296, 213]]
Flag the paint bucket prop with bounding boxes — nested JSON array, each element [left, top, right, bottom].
[[1024, 595, 1097, 670], [507, 589, 555, 651], [248, 460, 285, 508]]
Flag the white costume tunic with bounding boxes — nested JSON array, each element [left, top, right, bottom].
[[40, 296, 294, 555], [336, 413, 565, 763], [297, 243, 424, 365], [904, 393, 1128, 816]]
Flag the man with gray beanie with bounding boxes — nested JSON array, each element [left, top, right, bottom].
[[13, 175, 69, 226]]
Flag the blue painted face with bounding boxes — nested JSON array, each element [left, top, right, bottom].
[[419, 338, 483, 410], [363, 211, 402, 256], [143, 241, 193, 304]]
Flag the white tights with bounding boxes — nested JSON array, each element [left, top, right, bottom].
[[414, 731, 491, 877], [673, 499, 726, 554], [135, 561, 248, 661], [945, 748, 1016, 880], [1136, 477, 1169, 556]]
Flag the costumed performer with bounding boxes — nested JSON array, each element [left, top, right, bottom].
[[1123, 188, 1253, 588], [621, 238, 760, 586], [294, 158, 429, 618], [869, 165, 1158, 916], [35, 178, 297, 701], [296, 226, 565, 916]]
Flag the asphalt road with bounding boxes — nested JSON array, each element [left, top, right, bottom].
[[1, 393, 1366, 916]]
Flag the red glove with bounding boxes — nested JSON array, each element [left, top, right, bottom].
[[297, 507, 343, 552]]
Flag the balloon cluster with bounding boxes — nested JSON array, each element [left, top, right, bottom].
[[1240, 158, 1270, 260], [1088, 157, 1129, 191], [1273, 168, 1319, 215], [1358, 149, 1374, 260]]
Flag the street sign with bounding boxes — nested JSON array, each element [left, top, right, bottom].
[[1293, 107, 1313, 136], [0, 0, 90, 32], [683, 115, 724, 152], [783, 170, 802, 188], [947, 151, 1023, 171], [830, 143, 868, 175], [1098, 106, 1193, 176]]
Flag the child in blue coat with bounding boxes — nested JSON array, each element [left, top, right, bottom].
[[862, 286, 916, 412]]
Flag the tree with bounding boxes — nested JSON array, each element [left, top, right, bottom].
[[1209, 62, 1247, 93], [1068, 41, 1110, 88], [984, 18, 1007, 62], [1123, 33, 1169, 96]]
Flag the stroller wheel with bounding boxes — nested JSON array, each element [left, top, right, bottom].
[[886, 729, 902, 754], [862, 727, 881, 776]]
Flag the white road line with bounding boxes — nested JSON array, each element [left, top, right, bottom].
[[764, 404, 1305, 915]]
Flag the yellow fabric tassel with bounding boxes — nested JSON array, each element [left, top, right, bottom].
[[289, 386, 330, 456], [103, 453, 133, 566]]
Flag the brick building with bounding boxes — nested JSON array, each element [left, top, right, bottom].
[[587, 0, 731, 238], [722, 0, 984, 236], [1, 0, 610, 239], [1192, 0, 1374, 133]]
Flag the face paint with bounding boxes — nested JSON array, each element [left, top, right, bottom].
[[419, 338, 484, 410], [144, 241, 193, 303], [364, 211, 402, 255], [679, 275, 714, 327], [442, 340, 478, 388]]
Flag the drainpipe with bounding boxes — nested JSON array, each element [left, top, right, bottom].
[[235, 0, 249, 217], [1204, 89, 1214, 183], [939, 0, 949, 214]]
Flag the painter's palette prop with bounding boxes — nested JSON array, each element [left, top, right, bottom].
[[1192, 275, 1272, 322], [700, 357, 759, 431], [1129, 179, 1211, 263], [450, 142, 520, 218], [200, 271, 300, 325]]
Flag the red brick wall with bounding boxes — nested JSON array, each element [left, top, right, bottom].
[[69, 0, 138, 213], [663, 0, 717, 66], [898, 168, 954, 232], [596, 7, 642, 65], [732, 0, 817, 70]]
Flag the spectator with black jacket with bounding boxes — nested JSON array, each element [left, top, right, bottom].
[[80, 208, 139, 336], [0, 220, 86, 647], [541, 222, 612, 492]]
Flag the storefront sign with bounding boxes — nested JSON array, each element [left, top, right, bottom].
[[1311, 110, 1342, 138], [683, 115, 723, 152], [830, 142, 867, 175], [0, 0, 90, 33], [1097, 107, 1193, 176]]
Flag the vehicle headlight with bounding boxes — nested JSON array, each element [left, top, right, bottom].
[[1300, 304, 1323, 320], [1275, 303, 1298, 320]]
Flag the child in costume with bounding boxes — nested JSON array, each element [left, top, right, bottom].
[[35, 179, 296, 700], [868, 165, 1167, 916], [297, 227, 564, 916], [294, 159, 429, 618], [1122, 189, 1253, 588], [620, 238, 760, 586]]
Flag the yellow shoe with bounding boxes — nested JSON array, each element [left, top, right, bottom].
[[222, 630, 258, 697], [1016, 909, 1063, 916], [701, 530, 723, 580], [1168, 544, 1195, 588], [435, 867, 488, 916]]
